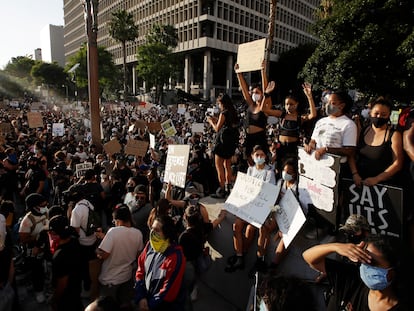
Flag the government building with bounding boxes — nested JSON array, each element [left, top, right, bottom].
[[64, 0, 319, 100]]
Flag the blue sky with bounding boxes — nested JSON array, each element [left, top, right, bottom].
[[0, 0, 64, 69]]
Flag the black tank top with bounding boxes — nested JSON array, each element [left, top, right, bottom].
[[278, 112, 300, 137], [247, 109, 267, 129], [357, 126, 394, 179]]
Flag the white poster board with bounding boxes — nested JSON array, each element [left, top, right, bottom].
[[75, 162, 93, 178], [161, 119, 177, 138], [236, 38, 267, 73], [275, 189, 306, 247], [224, 172, 278, 228], [52, 123, 65, 137], [191, 123, 204, 133], [149, 133, 156, 149], [164, 144, 190, 188]]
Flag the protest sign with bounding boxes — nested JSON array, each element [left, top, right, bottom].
[[52, 123, 65, 137], [191, 123, 204, 133], [149, 133, 156, 149], [103, 139, 122, 155], [275, 189, 307, 247], [27, 112, 44, 128], [164, 144, 190, 188], [161, 119, 177, 137], [297, 147, 340, 225], [135, 120, 147, 130], [341, 179, 403, 238], [236, 38, 266, 73], [75, 162, 93, 178], [124, 139, 149, 157], [147, 122, 162, 132], [224, 172, 279, 228], [0, 122, 12, 134]]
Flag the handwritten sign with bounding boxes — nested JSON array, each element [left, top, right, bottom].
[[147, 122, 162, 132], [27, 112, 44, 128], [135, 120, 147, 131], [298, 147, 340, 225], [224, 172, 279, 228], [191, 123, 204, 133], [236, 38, 267, 73], [124, 139, 149, 157], [164, 144, 190, 188], [149, 133, 156, 149], [275, 189, 307, 247], [75, 162, 93, 178], [52, 123, 65, 137], [161, 119, 177, 138], [103, 139, 122, 155], [341, 179, 403, 238]]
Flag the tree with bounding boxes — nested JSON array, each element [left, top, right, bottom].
[[108, 9, 139, 97], [66, 43, 121, 100], [31, 62, 67, 88], [136, 24, 180, 103], [300, 0, 414, 102], [3, 56, 35, 81]]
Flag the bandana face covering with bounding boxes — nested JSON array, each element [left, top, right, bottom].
[[149, 230, 169, 253]]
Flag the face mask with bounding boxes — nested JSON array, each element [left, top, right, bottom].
[[100, 174, 107, 180], [370, 117, 389, 128], [127, 186, 135, 193], [325, 103, 340, 116], [149, 230, 169, 253], [39, 207, 48, 215], [34, 148, 40, 154], [252, 93, 261, 103], [282, 171, 293, 182], [189, 197, 199, 206], [359, 264, 392, 290], [254, 157, 266, 165]]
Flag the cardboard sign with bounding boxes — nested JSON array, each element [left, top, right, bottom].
[[341, 179, 403, 238], [27, 112, 44, 128], [224, 172, 279, 228], [103, 139, 122, 155], [164, 144, 190, 188], [191, 123, 205, 133], [135, 120, 147, 130], [161, 119, 177, 138], [275, 189, 307, 248], [147, 122, 162, 132], [75, 162, 93, 178], [124, 139, 149, 157], [236, 38, 267, 73], [297, 147, 341, 225], [0, 123, 12, 134], [52, 123, 65, 137]]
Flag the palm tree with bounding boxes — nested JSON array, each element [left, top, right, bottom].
[[108, 9, 138, 98], [265, 0, 277, 77]]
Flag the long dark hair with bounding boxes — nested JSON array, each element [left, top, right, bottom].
[[217, 93, 239, 125]]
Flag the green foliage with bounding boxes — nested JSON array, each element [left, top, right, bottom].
[[31, 62, 67, 87], [108, 9, 138, 44], [66, 44, 121, 99], [0, 71, 25, 99], [4, 56, 35, 81], [136, 24, 180, 102], [301, 0, 414, 101]]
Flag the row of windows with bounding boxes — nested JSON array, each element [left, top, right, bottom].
[[279, 0, 319, 18], [216, 3, 268, 32]]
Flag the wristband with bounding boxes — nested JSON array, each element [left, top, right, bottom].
[[264, 92, 270, 98]]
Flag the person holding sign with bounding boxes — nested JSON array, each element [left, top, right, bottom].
[[225, 145, 276, 273], [349, 97, 403, 187], [304, 91, 357, 175], [235, 63, 269, 165], [207, 93, 239, 199]]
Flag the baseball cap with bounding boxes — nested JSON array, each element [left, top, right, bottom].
[[49, 215, 70, 236], [339, 214, 370, 234], [25, 193, 47, 209]]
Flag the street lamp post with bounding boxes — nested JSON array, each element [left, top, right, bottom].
[[82, 0, 102, 151]]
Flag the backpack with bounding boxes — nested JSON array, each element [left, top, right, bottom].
[[79, 201, 101, 236]]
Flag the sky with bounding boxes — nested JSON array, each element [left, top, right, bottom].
[[0, 0, 64, 69]]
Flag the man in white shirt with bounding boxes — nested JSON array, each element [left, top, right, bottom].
[[96, 204, 143, 309]]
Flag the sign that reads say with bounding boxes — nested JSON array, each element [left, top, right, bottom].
[[164, 144, 190, 188], [341, 179, 403, 238], [236, 38, 267, 73], [125, 139, 149, 158], [224, 172, 279, 228], [75, 162, 93, 178], [275, 189, 307, 248]]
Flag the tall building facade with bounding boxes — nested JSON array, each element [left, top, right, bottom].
[[64, 0, 319, 100], [41, 25, 65, 67]]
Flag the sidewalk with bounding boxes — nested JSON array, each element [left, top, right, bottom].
[[16, 195, 331, 311]]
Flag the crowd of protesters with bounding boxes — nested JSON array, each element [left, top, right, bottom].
[[1, 70, 414, 310]]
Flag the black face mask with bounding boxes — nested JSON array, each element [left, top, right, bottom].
[[370, 116, 389, 128]]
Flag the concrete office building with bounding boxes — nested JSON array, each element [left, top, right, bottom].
[[41, 24, 65, 67], [64, 0, 319, 100]]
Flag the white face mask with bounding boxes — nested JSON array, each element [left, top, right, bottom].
[[282, 171, 293, 182], [39, 207, 48, 215], [254, 157, 266, 165], [252, 93, 261, 103]]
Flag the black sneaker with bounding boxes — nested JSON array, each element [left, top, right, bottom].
[[224, 256, 244, 273]]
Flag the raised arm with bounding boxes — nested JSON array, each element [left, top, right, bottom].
[[301, 82, 317, 121], [235, 64, 254, 105]]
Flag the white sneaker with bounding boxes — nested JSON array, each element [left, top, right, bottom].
[[190, 286, 198, 301], [35, 291, 45, 303]]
